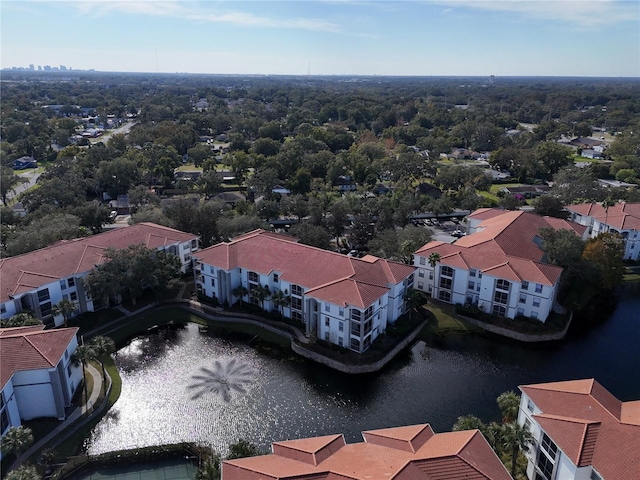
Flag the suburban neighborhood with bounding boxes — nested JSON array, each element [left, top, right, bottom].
[[1, 66, 639, 480]]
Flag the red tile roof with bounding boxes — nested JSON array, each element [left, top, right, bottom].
[[222, 424, 512, 480], [194, 230, 415, 307], [0, 223, 197, 303], [566, 202, 640, 231], [415, 210, 584, 285], [520, 378, 640, 479], [0, 325, 78, 388]]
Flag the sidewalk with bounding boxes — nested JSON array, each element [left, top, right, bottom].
[[9, 364, 103, 471]]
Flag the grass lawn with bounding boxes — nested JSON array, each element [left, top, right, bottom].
[[623, 265, 640, 282], [478, 190, 500, 204], [489, 183, 521, 194], [420, 302, 480, 339]]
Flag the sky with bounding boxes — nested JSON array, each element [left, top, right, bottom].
[[1, 0, 639, 77]]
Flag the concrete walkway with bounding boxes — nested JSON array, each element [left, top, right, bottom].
[[9, 364, 103, 471]]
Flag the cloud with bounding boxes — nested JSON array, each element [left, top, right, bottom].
[[71, 0, 342, 33], [427, 0, 639, 27]]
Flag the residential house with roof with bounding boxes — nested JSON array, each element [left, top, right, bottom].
[[565, 202, 640, 260], [518, 378, 640, 480], [0, 223, 199, 327], [0, 326, 82, 459], [193, 230, 415, 353], [413, 209, 586, 322], [222, 423, 512, 480]]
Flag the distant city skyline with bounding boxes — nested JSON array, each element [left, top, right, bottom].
[[1, 0, 638, 78]]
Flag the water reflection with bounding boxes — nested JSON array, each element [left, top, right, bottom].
[[85, 292, 640, 456], [188, 359, 254, 401]]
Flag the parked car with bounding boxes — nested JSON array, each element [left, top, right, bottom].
[[452, 229, 465, 238]]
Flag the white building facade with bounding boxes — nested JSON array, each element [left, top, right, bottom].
[[1, 326, 83, 459], [517, 379, 640, 480], [0, 223, 199, 327], [566, 202, 640, 260], [193, 230, 415, 353], [413, 210, 585, 322]]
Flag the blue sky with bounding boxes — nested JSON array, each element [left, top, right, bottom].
[[2, 0, 639, 76]]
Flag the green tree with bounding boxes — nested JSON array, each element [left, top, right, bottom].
[[271, 290, 290, 316], [452, 415, 485, 432], [231, 285, 249, 307], [250, 284, 271, 311], [1, 426, 34, 460], [72, 344, 96, 404], [582, 232, 625, 290], [500, 421, 534, 478], [428, 252, 441, 268], [195, 453, 221, 480], [52, 298, 76, 327], [539, 227, 585, 268], [404, 288, 428, 319], [1, 312, 42, 328], [0, 166, 29, 206], [287, 223, 331, 249], [497, 391, 521, 423], [5, 463, 41, 480], [532, 195, 568, 219], [227, 439, 261, 460], [90, 335, 115, 388]]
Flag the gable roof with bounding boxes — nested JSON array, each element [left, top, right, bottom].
[[0, 223, 198, 303], [194, 230, 415, 308], [0, 325, 78, 388], [520, 378, 640, 479], [415, 210, 585, 285], [222, 424, 512, 480], [566, 202, 640, 231]]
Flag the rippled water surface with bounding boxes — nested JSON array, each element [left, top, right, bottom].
[[85, 290, 640, 455]]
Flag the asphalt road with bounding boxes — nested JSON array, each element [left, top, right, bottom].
[[6, 169, 41, 202]]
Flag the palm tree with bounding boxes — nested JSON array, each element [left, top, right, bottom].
[[52, 298, 76, 327], [90, 335, 115, 388], [5, 464, 41, 480], [250, 284, 271, 311], [452, 415, 485, 432], [271, 290, 290, 316], [231, 285, 249, 307], [0, 312, 41, 328], [428, 252, 441, 268], [72, 344, 97, 404], [500, 421, 534, 478], [195, 454, 221, 480], [404, 288, 428, 319], [497, 390, 521, 423], [1, 426, 34, 460]]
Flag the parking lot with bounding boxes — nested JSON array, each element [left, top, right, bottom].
[[412, 218, 467, 243]]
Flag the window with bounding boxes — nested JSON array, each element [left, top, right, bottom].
[[351, 322, 360, 336], [291, 311, 303, 322], [325, 317, 330, 327], [476, 284, 481, 292], [65, 350, 69, 360], [418, 270, 424, 278], [338, 337, 343, 347], [590, 470, 603, 480], [325, 303, 330, 312], [0, 304, 6, 314], [324, 332, 329, 341], [418, 281, 424, 289], [291, 297, 302, 311], [248, 271, 259, 283], [1, 409, 8, 435], [40, 302, 52, 317], [67, 364, 72, 377], [531, 311, 538, 319], [429, 272, 434, 280], [339, 322, 344, 332], [291, 284, 303, 296], [339, 307, 344, 317], [68, 277, 75, 287], [521, 280, 529, 290], [351, 309, 361, 322], [517, 307, 524, 316], [210, 278, 215, 287], [60, 279, 67, 290], [535, 283, 543, 293], [468, 281, 475, 290], [494, 291, 508, 305], [191, 239, 198, 249], [438, 290, 451, 302], [70, 292, 78, 302], [419, 257, 426, 265], [273, 273, 279, 282], [496, 279, 510, 291], [210, 266, 215, 274], [439, 277, 452, 290], [519, 294, 526, 304], [350, 338, 360, 351], [37, 289, 50, 302], [470, 269, 476, 277], [441, 266, 454, 277], [527, 399, 534, 412], [492, 305, 506, 317], [540, 433, 557, 458], [533, 298, 541, 307]]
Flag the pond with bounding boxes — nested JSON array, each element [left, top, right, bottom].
[[84, 288, 640, 456]]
